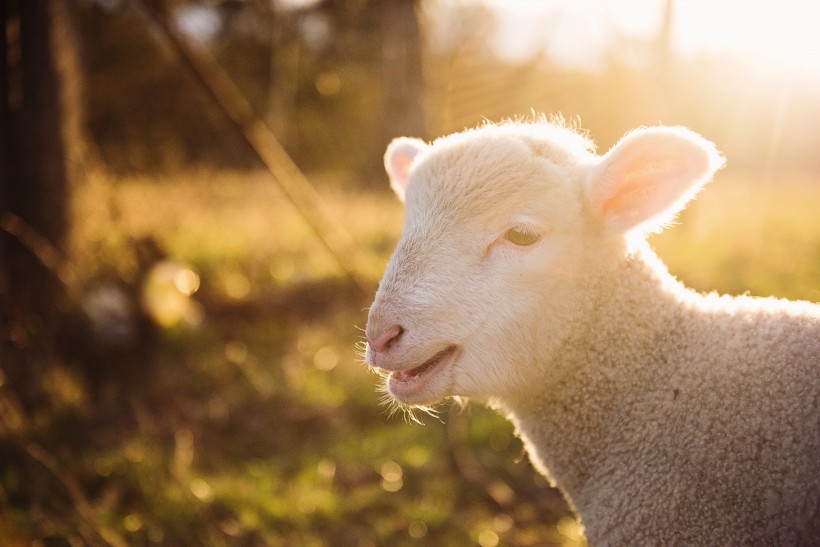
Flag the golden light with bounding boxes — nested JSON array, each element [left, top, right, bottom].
[[674, 0, 820, 73], [141, 260, 203, 328], [379, 460, 404, 492], [476, 0, 820, 74]]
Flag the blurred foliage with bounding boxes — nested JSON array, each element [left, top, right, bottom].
[[74, 0, 423, 179], [71, 0, 820, 183]]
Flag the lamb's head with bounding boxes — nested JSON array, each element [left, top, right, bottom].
[[365, 122, 723, 408]]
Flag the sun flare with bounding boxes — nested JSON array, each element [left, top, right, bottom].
[[477, 0, 820, 74], [674, 0, 820, 73]]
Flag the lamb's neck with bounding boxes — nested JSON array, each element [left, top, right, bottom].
[[495, 243, 692, 531]]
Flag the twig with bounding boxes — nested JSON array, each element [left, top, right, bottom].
[[1, 211, 81, 292], [0, 386, 127, 547], [23, 441, 129, 547], [135, 0, 373, 297]]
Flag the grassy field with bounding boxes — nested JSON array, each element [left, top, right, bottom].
[[1, 168, 817, 546]]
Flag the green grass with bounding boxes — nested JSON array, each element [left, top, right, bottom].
[[1, 168, 816, 546], [651, 172, 820, 301]]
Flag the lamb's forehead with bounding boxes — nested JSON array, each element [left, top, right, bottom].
[[407, 123, 595, 213]]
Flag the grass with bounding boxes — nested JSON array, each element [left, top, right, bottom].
[[651, 172, 820, 302], [1, 167, 817, 546]]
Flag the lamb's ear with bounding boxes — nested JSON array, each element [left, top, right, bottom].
[[586, 127, 725, 234], [384, 137, 427, 202]]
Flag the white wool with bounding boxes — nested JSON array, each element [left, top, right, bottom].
[[365, 120, 820, 545]]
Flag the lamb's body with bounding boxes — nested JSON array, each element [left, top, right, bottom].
[[365, 121, 820, 544], [504, 246, 820, 544]]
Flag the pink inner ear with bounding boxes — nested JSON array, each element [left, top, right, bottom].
[[599, 163, 694, 233], [390, 154, 414, 187], [603, 180, 650, 216], [602, 168, 668, 219], [592, 128, 724, 234], [385, 138, 427, 198]]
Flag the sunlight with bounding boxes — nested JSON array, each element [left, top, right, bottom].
[[675, 0, 820, 72], [477, 0, 820, 74]]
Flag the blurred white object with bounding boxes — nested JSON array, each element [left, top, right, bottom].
[[81, 281, 138, 349]]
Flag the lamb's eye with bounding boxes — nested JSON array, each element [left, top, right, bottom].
[[504, 226, 540, 246]]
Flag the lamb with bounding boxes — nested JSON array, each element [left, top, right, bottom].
[[364, 120, 820, 545]]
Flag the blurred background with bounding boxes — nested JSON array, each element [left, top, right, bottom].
[[1, 0, 818, 545]]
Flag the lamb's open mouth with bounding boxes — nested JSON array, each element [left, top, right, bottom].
[[388, 345, 459, 400]]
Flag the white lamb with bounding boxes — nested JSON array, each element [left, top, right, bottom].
[[364, 120, 820, 545]]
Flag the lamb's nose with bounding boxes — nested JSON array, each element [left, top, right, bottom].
[[368, 325, 404, 353]]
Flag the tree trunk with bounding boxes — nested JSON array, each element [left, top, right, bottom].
[[1, 0, 69, 362]]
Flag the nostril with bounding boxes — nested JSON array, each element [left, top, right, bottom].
[[369, 325, 404, 353]]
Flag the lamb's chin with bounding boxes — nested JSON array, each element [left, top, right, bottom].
[[386, 345, 459, 405]]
